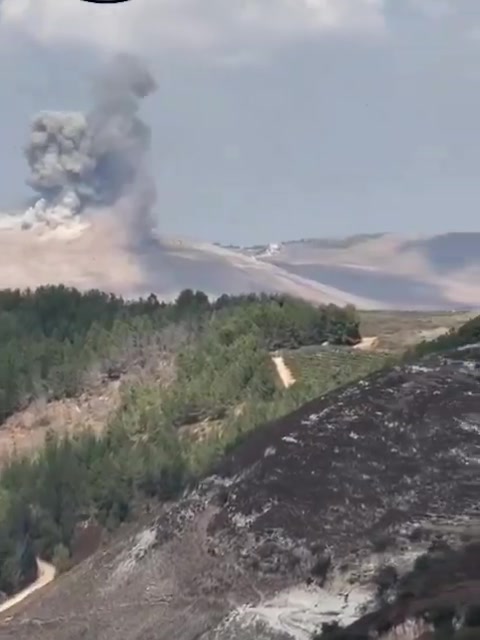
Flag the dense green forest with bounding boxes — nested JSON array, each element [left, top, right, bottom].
[[0, 285, 360, 596], [0, 286, 360, 424]]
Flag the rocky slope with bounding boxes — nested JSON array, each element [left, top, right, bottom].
[[2, 341, 480, 639]]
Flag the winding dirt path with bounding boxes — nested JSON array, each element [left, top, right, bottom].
[[272, 355, 296, 389], [0, 558, 56, 615]]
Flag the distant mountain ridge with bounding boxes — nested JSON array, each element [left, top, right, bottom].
[[0, 210, 378, 309], [0, 213, 479, 309], [232, 232, 480, 309]]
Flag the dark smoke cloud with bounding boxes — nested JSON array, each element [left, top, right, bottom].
[[24, 54, 157, 223]]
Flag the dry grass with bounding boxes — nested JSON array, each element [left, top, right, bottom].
[[358, 310, 476, 352], [0, 355, 176, 467], [0, 384, 120, 465]]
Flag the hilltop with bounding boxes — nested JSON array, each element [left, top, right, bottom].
[[2, 310, 480, 639]]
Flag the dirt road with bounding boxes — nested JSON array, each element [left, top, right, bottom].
[[272, 356, 296, 389], [0, 558, 56, 615], [353, 336, 379, 351]]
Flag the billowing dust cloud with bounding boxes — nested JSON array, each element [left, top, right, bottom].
[[20, 53, 157, 230]]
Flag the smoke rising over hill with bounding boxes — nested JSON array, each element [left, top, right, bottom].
[[0, 54, 381, 310], [22, 53, 157, 229]]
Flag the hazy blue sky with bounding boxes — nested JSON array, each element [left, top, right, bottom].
[[1, 0, 480, 244]]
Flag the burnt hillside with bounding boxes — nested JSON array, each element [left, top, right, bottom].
[[2, 341, 480, 639]]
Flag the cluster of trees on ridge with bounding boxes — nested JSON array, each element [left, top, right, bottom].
[[0, 286, 360, 425], [0, 285, 360, 596]]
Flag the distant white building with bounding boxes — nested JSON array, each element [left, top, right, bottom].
[[265, 242, 281, 256]]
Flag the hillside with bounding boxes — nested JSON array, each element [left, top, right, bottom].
[[2, 313, 480, 639], [0, 211, 377, 309], [242, 233, 480, 310], [1, 292, 467, 470], [0, 286, 362, 598], [2, 215, 480, 310], [283, 346, 392, 398]]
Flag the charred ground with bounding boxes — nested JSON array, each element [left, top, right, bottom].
[[2, 326, 480, 638]]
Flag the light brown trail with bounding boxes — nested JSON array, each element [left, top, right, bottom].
[[0, 559, 56, 615], [272, 355, 296, 389]]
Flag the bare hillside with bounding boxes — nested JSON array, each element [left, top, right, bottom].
[[2, 213, 479, 310], [0, 210, 378, 308], [248, 233, 480, 309], [3, 341, 480, 639]]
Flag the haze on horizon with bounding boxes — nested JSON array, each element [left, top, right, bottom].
[[0, 0, 479, 245]]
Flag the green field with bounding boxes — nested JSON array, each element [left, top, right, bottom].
[[284, 346, 394, 396]]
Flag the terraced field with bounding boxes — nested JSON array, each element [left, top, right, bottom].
[[358, 309, 476, 351], [284, 346, 394, 396]]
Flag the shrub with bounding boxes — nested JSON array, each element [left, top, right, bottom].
[[52, 543, 71, 574]]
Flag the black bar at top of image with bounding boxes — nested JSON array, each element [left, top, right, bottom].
[[81, 1, 131, 4]]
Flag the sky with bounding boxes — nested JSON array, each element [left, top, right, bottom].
[[0, 0, 480, 245]]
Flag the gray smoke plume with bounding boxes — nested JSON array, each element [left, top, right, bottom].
[[23, 54, 157, 229]]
